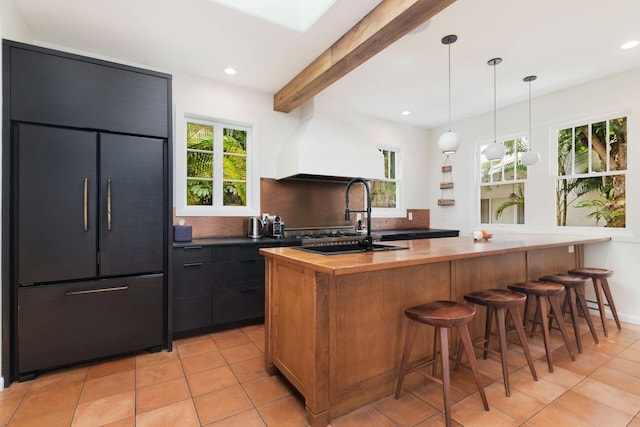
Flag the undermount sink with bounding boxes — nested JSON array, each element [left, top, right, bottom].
[[294, 243, 408, 256]]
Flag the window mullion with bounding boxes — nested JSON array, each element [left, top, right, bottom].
[[213, 123, 224, 207]]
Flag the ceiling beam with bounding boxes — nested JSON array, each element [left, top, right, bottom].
[[273, 0, 456, 113]]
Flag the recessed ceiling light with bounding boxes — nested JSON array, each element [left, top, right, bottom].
[[401, 110, 411, 116], [224, 67, 237, 75], [620, 40, 639, 50]]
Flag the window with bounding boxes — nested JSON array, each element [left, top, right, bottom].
[[479, 137, 529, 224], [371, 148, 400, 214], [176, 114, 257, 216], [555, 115, 626, 228]]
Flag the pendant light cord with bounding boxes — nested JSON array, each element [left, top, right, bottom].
[[493, 62, 497, 142], [447, 43, 452, 131], [528, 79, 532, 150]]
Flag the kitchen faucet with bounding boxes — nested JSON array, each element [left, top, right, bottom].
[[345, 177, 373, 250]]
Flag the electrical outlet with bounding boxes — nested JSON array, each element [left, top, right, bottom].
[[408, 212, 413, 220], [568, 245, 574, 253]]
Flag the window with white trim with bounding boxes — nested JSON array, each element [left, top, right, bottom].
[[176, 114, 258, 216], [371, 148, 400, 214], [555, 115, 626, 227], [479, 136, 529, 224]]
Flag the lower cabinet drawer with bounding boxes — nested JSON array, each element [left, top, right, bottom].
[[174, 296, 212, 333], [212, 285, 264, 325], [18, 274, 163, 375]]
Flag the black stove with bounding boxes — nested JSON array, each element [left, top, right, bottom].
[[285, 226, 370, 247]]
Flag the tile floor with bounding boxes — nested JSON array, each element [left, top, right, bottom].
[[0, 316, 639, 426]]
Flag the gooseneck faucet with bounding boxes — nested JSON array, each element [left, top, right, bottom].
[[345, 177, 373, 250]]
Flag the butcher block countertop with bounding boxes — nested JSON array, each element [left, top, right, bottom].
[[259, 233, 611, 276]]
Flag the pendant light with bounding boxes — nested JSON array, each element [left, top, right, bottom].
[[484, 57, 506, 161], [438, 34, 460, 154], [520, 75, 541, 166]]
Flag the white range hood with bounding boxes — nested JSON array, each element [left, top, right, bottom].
[[276, 98, 385, 182]]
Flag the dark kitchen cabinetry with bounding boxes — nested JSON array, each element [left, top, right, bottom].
[[173, 241, 280, 337], [2, 40, 171, 383]]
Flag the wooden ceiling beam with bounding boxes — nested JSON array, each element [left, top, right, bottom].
[[273, 0, 456, 113]]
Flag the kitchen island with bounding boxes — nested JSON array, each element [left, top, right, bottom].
[[259, 234, 610, 427]]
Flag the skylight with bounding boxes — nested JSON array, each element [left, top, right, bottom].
[[208, 0, 337, 33]]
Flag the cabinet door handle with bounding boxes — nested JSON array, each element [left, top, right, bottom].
[[184, 246, 203, 250], [64, 285, 129, 296], [107, 179, 112, 231], [183, 262, 203, 267], [83, 178, 88, 232]]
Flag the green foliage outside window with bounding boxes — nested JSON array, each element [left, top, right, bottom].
[[371, 149, 397, 208], [556, 117, 626, 227], [186, 122, 248, 207]]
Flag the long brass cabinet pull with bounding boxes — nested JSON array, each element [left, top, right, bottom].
[[83, 178, 88, 232], [64, 285, 129, 296], [107, 179, 112, 231]]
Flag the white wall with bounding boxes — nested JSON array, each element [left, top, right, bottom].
[[429, 68, 640, 325]]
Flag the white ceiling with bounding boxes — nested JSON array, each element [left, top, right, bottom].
[[9, 0, 640, 128]]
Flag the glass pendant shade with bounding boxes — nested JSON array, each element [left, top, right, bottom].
[[438, 131, 460, 154], [520, 149, 540, 166], [485, 141, 506, 160], [439, 34, 459, 154]]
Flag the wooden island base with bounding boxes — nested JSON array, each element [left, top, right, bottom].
[[260, 235, 609, 427]]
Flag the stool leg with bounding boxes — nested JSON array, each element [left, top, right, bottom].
[[576, 285, 599, 344], [395, 320, 418, 398], [601, 278, 622, 330], [433, 327, 441, 377], [537, 296, 554, 373], [439, 327, 453, 427], [483, 306, 494, 360], [496, 308, 511, 397], [457, 324, 489, 411], [592, 277, 609, 337], [530, 299, 541, 337], [566, 287, 583, 353], [507, 306, 537, 381], [549, 295, 575, 362]]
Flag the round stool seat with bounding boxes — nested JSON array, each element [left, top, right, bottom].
[[569, 267, 613, 279], [508, 281, 564, 297], [539, 274, 589, 287], [405, 301, 475, 328], [464, 289, 526, 308]]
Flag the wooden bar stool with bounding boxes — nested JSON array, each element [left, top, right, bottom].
[[395, 301, 489, 427], [507, 281, 575, 372], [568, 268, 621, 336], [539, 274, 599, 352], [457, 289, 537, 396]]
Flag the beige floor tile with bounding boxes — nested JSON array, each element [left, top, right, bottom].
[[525, 403, 592, 427], [551, 390, 634, 426], [100, 416, 135, 427], [580, 336, 626, 356], [242, 375, 293, 407], [135, 376, 191, 414], [194, 384, 253, 425], [373, 392, 437, 426], [242, 325, 265, 343], [135, 348, 179, 369], [448, 366, 494, 395], [618, 346, 640, 364], [482, 381, 545, 423], [450, 394, 517, 427], [0, 396, 22, 425], [414, 412, 463, 426], [71, 390, 134, 427], [11, 381, 82, 422], [220, 342, 263, 364], [136, 399, 200, 427], [408, 380, 468, 411], [523, 358, 585, 388], [256, 394, 307, 427], [207, 408, 266, 426], [78, 370, 135, 403], [28, 366, 87, 394], [590, 363, 640, 396], [601, 356, 640, 378], [85, 356, 135, 381], [135, 358, 184, 388], [230, 356, 269, 383], [211, 329, 252, 349], [506, 368, 567, 404], [177, 335, 218, 358], [628, 416, 640, 427], [550, 344, 610, 375], [187, 365, 239, 397], [330, 405, 396, 427], [180, 348, 227, 375], [0, 381, 31, 402], [8, 406, 75, 427], [572, 377, 640, 416]]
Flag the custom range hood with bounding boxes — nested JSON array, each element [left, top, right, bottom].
[[276, 98, 385, 182]]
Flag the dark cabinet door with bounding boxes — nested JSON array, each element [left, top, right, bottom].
[[99, 134, 164, 276], [17, 124, 98, 284]]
